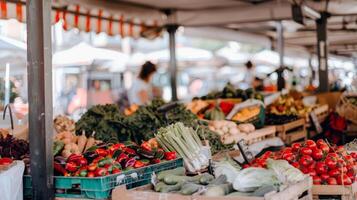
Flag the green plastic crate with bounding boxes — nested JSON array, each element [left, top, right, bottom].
[[23, 158, 183, 199]]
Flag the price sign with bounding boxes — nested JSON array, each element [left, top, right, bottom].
[[310, 112, 323, 134]]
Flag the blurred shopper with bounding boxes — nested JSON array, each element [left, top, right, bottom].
[[129, 61, 157, 105], [243, 61, 255, 88]]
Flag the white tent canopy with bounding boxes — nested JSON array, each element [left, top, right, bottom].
[[53, 42, 129, 68], [146, 46, 213, 62]]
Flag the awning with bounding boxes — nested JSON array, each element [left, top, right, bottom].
[[0, 0, 163, 39]]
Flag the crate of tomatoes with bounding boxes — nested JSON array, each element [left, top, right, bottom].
[[248, 139, 356, 200], [24, 139, 182, 199]]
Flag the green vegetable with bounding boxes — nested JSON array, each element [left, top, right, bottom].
[[204, 106, 225, 120], [266, 159, 306, 184], [156, 123, 208, 173], [155, 182, 183, 193], [252, 185, 278, 197], [180, 182, 202, 195], [208, 175, 228, 186], [164, 174, 202, 185], [233, 167, 280, 192], [213, 156, 241, 183], [204, 183, 233, 197], [199, 173, 214, 185], [53, 141, 64, 156], [157, 167, 185, 181]]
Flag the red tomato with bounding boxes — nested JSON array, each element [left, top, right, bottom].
[[299, 155, 313, 167], [350, 152, 357, 159], [320, 173, 329, 181], [305, 140, 317, 149], [335, 146, 345, 154], [347, 170, 355, 182], [326, 177, 337, 185], [284, 147, 293, 152], [325, 157, 337, 169], [291, 143, 302, 152], [316, 139, 326, 147], [308, 161, 316, 170], [242, 164, 250, 169], [336, 174, 352, 185], [312, 149, 324, 160], [319, 144, 330, 154], [328, 168, 341, 177], [327, 153, 338, 159], [315, 162, 328, 174], [300, 167, 310, 174], [282, 152, 295, 163], [262, 151, 272, 159], [309, 169, 317, 177], [291, 161, 300, 168], [344, 155, 354, 164], [313, 176, 322, 185], [300, 147, 313, 156]]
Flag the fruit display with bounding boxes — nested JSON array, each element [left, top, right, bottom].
[[204, 105, 225, 121], [0, 131, 29, 160], [53, 139, 176, 177], [249, 139, 356, 185], [195, 83, 264, 102], [231, 106, 260, 122], [267, 95, 311, 116], [54, 115, 75, 133], [186, 100, 209, 114], [208, 121, 255, 145]]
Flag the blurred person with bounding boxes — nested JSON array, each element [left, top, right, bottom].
[[129, 61, 157, 105], [243, 61, 255, 87]]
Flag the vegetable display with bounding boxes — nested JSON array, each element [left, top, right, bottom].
[[265, 113, 299, 125], [156, 122, 209, 172], [54, 115, 75, 133], [53, 139, 176, 177], [267, 95, 311, 116], [249, 139, 356, 185], [0, 133, 29, 160]]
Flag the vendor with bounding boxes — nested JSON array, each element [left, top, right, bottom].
[[129, 61, 157, 105]]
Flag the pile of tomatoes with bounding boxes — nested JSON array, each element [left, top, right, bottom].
[[248, 139, 356, 185]]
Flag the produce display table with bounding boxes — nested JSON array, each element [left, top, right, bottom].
[[112, 177, 313, 200], [312, 182, 357, 200], [275, 118, 307, 145], [0, 161, 24, 200]]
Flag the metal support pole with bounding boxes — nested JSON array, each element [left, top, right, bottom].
[[27, 0, 54, 199], [276, 21, 285, 91], [308, 57, 315, 85], [167, 25, 178, 101], [316, 12, 329, 92]]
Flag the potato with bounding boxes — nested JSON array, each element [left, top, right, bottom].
[[229, 128, 240, 135]]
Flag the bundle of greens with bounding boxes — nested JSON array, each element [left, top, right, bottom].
[[75, 104, 127, 142]]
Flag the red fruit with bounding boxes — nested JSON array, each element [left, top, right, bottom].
[[335, 146, 345, 154], [305, 140, 317, 149], [325, 158, 337, 169], [328, 168, 341, 177], [313, 176, 322, 185], [316, 139, 326, 147], [242, 164, 250, 169], [336, 174, 352, 185], [299, 155, 313, 167], [292, 143, 302, 152], [308, 161, 316, 170], [320, 144, 330, 154], [300, 147, 313, 156], [291, 162, 300, 168], [282, 152, 295, 163], [327, 153, 338, 159], [283, 147, 293, 153], [312, 149, 323, 161], [315, 162, 328, 174], [344, 155, 354, 164], [350, 152, 357, 159], [300, 167, 310, 174], [309, 169, 317, 177], [320, 173, 329, 181], [326, 177, 337, 185]]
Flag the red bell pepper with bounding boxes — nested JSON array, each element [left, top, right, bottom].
[[112, 168, 121, 174], [67, 154, 82, 163], [151, 158, 161, 164], [123, 147, 136, 156], [95, 167, 108, 177], [219, 101, 235, 115], [133, 160, 145, 168], [92, 156, 105, 164], [87, 172, 95, 177], [65, 162, 78, 172], [109, 143, 125, 153], [88, 163, 97, 171], [77, 157, 88, 167], [95, 148, 108, 157], [54, 162, 69, 176], [0, 157, 13, 165], [117, 153, 129, 163], [140, 142, 152, 152], [164, 152, 176, 160]]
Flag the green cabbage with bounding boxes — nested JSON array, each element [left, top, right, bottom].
[[267, 159, 306, 184], [233, 167, 280, 192]]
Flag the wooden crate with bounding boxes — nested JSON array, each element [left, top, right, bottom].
[[244, 126, 276, 145], [312, 182, 357, 200], [275, 118, 307, 144], [203, 98, 243, 105], [306, 104, 329, 128], [112, 177, 313, 200]]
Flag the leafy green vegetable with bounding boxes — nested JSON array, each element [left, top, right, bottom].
[[266, 159, 306, 184]]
